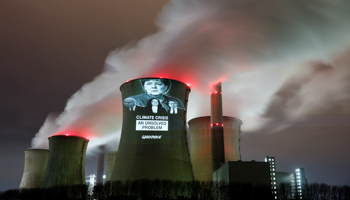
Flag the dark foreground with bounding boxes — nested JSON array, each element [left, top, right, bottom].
[[0, 180, 349, 200]]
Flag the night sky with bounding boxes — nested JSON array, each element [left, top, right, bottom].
[[1, 0, 350, 192]]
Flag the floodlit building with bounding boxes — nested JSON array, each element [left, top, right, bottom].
[[110, 78, 194, 182], [295, 168, 307, 199], [265, 156, 308, 200]]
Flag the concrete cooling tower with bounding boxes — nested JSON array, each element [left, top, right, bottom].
[[19, 149, 49, 189], [188, 116, 242, 181], [42, 135, 89, 187], [110, 78, 194, 181], [105, 151, 117, 182]]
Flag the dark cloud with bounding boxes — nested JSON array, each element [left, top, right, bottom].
[[1, 0, 350, 192], [0, 0, 169, 191]]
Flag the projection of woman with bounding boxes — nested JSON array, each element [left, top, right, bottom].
[[123, 78, 185, 114]]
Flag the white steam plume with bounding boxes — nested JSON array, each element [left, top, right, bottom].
[[31, 0, 350, 151], [31, 113, 59, 149]]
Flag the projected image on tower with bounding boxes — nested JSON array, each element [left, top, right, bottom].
[[122, 78, 186, 140], [113, 78, 193, 181]]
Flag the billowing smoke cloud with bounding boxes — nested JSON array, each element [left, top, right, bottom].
[[31, 0, 350, 151], [31, 113, 59, 149], [260, 49, 350, 131]]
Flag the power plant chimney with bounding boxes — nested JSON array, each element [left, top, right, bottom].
[[96, 145, 105, 185], [19, 149, 49, 189], [42, 135, 89, 187], [211, 82, 225, 173], [189, 116, 241, 181], [110, 78, 193, 181]]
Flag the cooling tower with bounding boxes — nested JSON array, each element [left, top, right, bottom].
[[42, 135, 89, 187], [188, 116, 242, 181], [105, 151, 118, 182], [19, 149, 49, 189], [110, 78, 193, 181]]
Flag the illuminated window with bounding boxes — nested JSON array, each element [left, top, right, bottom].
[[274, 187, 276, 189], [273, 177, 275, 180], [275, 196, 277, 199], [273, 173, 275, 175]]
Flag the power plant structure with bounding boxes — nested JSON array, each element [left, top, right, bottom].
[[110, 78, 194, 181], [19, 77, 275, 192], [188, 116, 242, 181], [42, 135, 89, 188], [19, 149, 49, 189], [105, 151, 118, 182]]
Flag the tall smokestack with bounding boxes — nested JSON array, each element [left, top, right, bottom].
[[19, 149, 49, 189], [96, 145, 105, 185], [211, 82, 225, 173], [42, 135, 89, 187]]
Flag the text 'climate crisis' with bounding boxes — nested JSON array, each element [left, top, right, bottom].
[[136, 115, 168, 120]]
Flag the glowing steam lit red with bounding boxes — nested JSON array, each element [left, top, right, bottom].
[[52, 132, 92, 141]]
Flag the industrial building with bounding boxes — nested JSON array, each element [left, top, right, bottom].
[[109, 78, 194, 182], [213, 161, 271, 186], [42, 135, 89, 188], [265, 156, 308, 200], [19, 149, 49, 189], [189, 116, 242, 181], [18, 77, 306, 200]]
